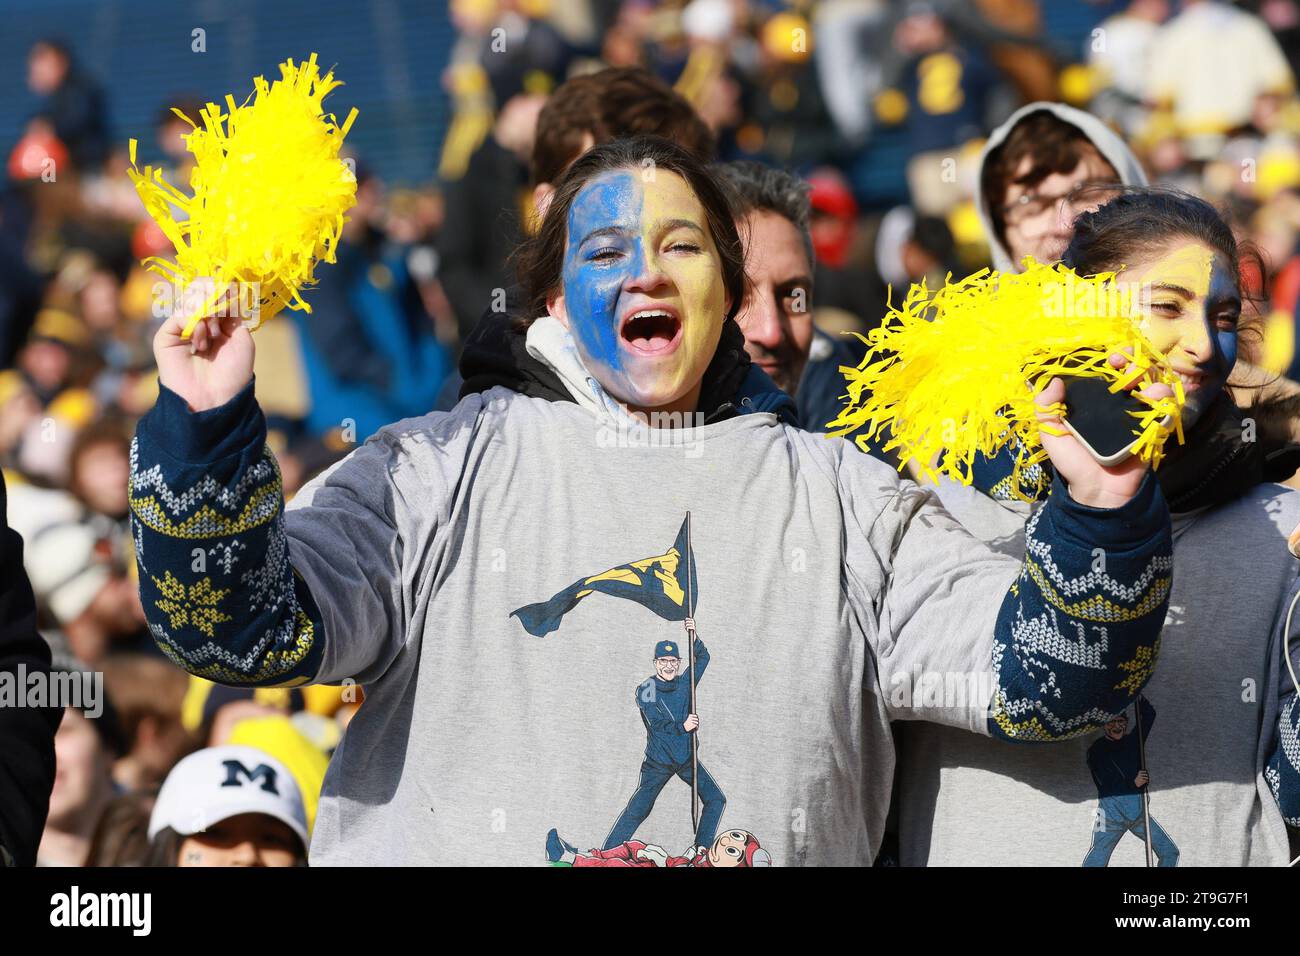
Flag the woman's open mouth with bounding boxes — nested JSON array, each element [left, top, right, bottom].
[[620, 307, 682, 357], [1173, 368, 1205, 393]]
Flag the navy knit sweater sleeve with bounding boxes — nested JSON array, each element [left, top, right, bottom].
[[1266, 591, 1300, 825], [129, 380, 326, 686], [987, 471, 1173, 742]]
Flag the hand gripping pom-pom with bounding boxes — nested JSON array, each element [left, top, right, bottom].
[[827, 258, 1186, 500], [127, 53, 359, 338]]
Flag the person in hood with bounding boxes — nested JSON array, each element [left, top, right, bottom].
[[895, 189, 1300, 866], [977, 102, 1147, 272], [127, 135, 1174, 865]]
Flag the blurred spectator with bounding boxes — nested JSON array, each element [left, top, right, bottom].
[[439, 0, 575, 183], [25, 38, 110, 174], [1144, 0, 1295, 159], [68, 417, 130, 525], [805, 167, 884, 330], [293, 165, 453, 442], [967, 0, 1061, 103], [977, 102, 1146, 271], [479, 0, 574, 112], [1, 306, 99, 484], [145, 745, 308, 867], [24, 517, 146, 666], [741, 8, 842, 167], [873, 206, 958, 311], [885, 4, 1006, 215], [38, 674, 125, 866], [83, 791, 154, 867], [103, 654, 191, 793], [439, 87, 547, 339], [1088, 0, 1170, 137], [1247, 0, 1300, 80], [814, 0, 893, 145]]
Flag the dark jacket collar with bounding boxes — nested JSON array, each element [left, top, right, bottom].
[[1155, 393, 1300, 512]]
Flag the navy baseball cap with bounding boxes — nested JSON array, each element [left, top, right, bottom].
[[655, 640, 681, 659]]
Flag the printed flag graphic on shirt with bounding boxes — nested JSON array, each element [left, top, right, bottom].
[[511, 517, 698, 637]]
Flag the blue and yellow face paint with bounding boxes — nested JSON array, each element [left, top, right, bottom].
[[554, 169, 728, 415], [1129, 242, 1240, 425]]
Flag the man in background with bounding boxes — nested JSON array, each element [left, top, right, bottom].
[[714, 160, 893, 459]]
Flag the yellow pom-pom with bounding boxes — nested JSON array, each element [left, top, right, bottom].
[[827, 259, 1186, 500], [127, 53, 358, 337]]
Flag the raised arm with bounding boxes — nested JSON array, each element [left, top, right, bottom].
[[863, 376, 1173, 742], [130, 295, 435, 688], [691, 637, 709, 682], [987, 472, 1171, 741], [131, 377, 327, 685]]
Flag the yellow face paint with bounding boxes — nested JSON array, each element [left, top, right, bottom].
[[1133, 243, 1214, 354], [1125, 240, 1240, 424], [638, 171, 726, 403]]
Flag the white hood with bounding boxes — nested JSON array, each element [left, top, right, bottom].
[[525, 314, 630, 421], [977, 102, 1148, 272]]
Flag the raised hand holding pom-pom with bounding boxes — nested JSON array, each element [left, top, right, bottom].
[[154, 281, 255, 413]]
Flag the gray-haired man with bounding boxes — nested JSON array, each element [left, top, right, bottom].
[[714, 161, 885, 455]]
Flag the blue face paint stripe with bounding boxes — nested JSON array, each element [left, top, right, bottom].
[[1205, 258, 1239, 402], [563, 172, 645, 374]]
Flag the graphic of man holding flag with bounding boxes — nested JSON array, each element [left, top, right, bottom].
[[1082, 695, 1179, 867], [511, 514, 725, 854], [601, 625, 726, 851]]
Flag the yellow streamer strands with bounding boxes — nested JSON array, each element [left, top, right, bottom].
[[827, 258, 1187, 500], [127, 54, 358, 338]]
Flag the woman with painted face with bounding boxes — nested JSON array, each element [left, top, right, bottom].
[[895, 189, 1300, 867], [129, 136, 1174, 866]]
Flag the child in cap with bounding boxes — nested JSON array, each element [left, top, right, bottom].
[[145, 745, 307, 867]]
